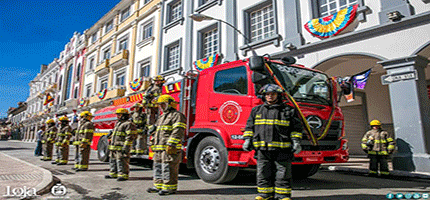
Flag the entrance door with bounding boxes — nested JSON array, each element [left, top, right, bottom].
[[342, 104, 368, 155]]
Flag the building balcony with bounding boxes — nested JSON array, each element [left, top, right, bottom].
[[89, 95, 100, 105], [106, 86, 126, 99], [64, 98, 78, 108], [110, 50, 129, 69], [95, 59, 110, 75]]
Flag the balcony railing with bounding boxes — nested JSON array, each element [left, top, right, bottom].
[[95, 59, 110, 74], [110, 50, 129, 69], [106, 86, 126, 99]]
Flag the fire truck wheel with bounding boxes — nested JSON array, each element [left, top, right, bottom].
[[292, 164, 320, 179], [194, 136, 239, 184], [97, 135, 110, 162]]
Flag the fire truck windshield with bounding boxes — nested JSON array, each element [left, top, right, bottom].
[[270, 62, 332, 105]]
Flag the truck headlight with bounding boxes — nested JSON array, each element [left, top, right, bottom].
[[342, 141, 348, 150]]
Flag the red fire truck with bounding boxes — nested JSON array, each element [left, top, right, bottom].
[[92, 55, 349, 183]]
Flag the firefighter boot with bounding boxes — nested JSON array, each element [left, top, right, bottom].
[[278, 198, 292, 200], [146, 187, 160, 193], [158, 190, 176, 196], [255, 194, 274, 200]]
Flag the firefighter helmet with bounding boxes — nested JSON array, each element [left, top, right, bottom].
[[156, 94, 176, 107], [46, 119, 55, 124], [116, 108, 129, 114], [153, 75, 165, 83], [259, 84, 283, 94], [59, 116, 70, 122], [370, 120, 381, 126], [79, 111, 93, 118]]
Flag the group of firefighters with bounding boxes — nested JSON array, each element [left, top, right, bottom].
[[36, 75, 395, 200]]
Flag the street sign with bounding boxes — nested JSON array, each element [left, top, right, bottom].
[[381, 70, 417, 85]]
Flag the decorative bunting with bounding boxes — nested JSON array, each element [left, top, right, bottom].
[[304, 4, 358, 38], [193, 54, 219, 71], [79, 98, 87, 107], [129, 77, 143, 91], [43, 93, 54, 106], [98, 89, 107, 100]]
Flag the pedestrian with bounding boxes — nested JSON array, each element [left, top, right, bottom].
[[144, 75, 164, 125], [55, 116, 73, 165], [243, 84, 303, 200], [41, 119, 57, 161], [146, 94, 186, 196], [130, 102, 147, 155], [105, 108, 137, 181], [361, 120, 396, 177], [73, 111, 95, 171], [34, 124, 45, 156]]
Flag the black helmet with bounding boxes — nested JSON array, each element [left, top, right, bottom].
[[259, 84, 283, 95]]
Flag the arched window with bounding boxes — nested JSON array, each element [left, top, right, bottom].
[[76, 64, 81, 81], [65, 64, 73, 100]]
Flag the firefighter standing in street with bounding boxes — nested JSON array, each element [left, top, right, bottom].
[[144, 75, 164, 125], [105, 108, 137, 181], [41, 119, 57, 161], [73, 111, 95, 171], [146, 94, 186, 196], [361, 120, 396, 176], [243, 84, 303, 200], [130, 102, 147, 155], [55, 116, 73, 165]]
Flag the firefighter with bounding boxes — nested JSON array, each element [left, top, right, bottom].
[[105, 108, 137, 181], [243, 84, 303, 200], [73, 111, 95, 171], [361, 120, 396, 176], [55, 116, 73, 165], [41, 119, 57, 161], [146, 94, 186, 196], [130, 102, 147, 155], [144, 75, 165, 125]]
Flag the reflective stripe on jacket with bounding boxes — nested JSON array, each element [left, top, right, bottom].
[[56, 125, 72, 145], [151, 108, 186, 151], [75, 120, 94, 145], [361, 129, 395, 155], [132, 111, 147, 134], [109, 120, 137, 151]]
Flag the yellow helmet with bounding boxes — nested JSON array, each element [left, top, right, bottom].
[[59, 116, 70, 122], [79, 111, 93, 118], [370, 120, 381, 126], [153, 75, 165, 83], [157, 94, 176, 107], [46, 119, 55, 124], [116, 108, 129, 114]]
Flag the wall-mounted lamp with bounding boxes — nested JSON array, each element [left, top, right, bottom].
[[387, 11, 402, 22]]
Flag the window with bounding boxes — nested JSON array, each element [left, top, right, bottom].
[[317, 0, 358, 17], [141, 22, 153, 41], [139, 62, 150, 77], [249, 4, 275, 43], [169, 1, 182, 23], [144, 0, 151, 4], [73, 87, 78, 99], [91, 32, 97, 43], [76, 64, 81, 81], [115, 71, 126, 86], [201, 27, 218, 58], [105, 20, 113, 33], [103, 48, 111, 60], [165, 43, 180, 71], [121, 7, 130, 22], [99, 79, 108, 91], [214, 66, 248, 95], [65, 65, 73, 100], [118, 38, 128, 51], [85, 84, 92, 97], [88, 57, 95, 71]]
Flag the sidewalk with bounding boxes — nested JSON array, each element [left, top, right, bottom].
[[0, 152, 54, 197], [321, 156, 430, 179]]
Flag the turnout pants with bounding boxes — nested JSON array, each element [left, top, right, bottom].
[[74, 145, 79, 163], [153, 151, 181, 192], [369, 154, 389, 175], [257, 150, 293, 199], [109, 150, 130, 179], [132, 130, 147, 154], [76, 145, 91, 169], [59, 144, 69, 164], [43, 142, 54, 160], [54, 145, 60, 163]]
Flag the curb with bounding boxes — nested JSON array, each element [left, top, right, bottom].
[[321, 165, 430, 179], [1, 152, 54, 195]]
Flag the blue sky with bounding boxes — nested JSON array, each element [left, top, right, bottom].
[[0, 0, 120, 117]]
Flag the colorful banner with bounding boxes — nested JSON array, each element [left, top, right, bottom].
[[98, 89, 107, 100], [79, 98, 87, 107], [129, 77, 143, 91], [193, 54, 219, 71], [304, 4, 358, 38], [352, 69, 372, 89], [43, 93, 54, 106]]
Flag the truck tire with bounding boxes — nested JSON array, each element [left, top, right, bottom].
[[194, 136, 239, 184], [292, 164, 320, 179], [97, 136, 110, 162]]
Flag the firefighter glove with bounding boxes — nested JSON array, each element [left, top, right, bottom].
[[166, 145, 177, 155], [242, 139, 253, 151], [292, 138, 302, 154], [366, 139, 374, 149], [148, 125, 156, 134]]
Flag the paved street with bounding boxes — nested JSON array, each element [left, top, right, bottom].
[[1, 140, 429, 200]]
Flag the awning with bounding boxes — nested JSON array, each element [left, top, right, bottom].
[[93, 102, 136, 129]]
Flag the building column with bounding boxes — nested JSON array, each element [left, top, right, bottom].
[[378, 55, 430, 173]]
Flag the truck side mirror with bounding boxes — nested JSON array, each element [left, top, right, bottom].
[[281, 56, 296, 65], [249, 56, 265, 71], [252, 71, 268, 84]]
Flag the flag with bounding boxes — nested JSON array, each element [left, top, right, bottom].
[[44, 93, 54, 106], [352, 69, 371, 89]]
